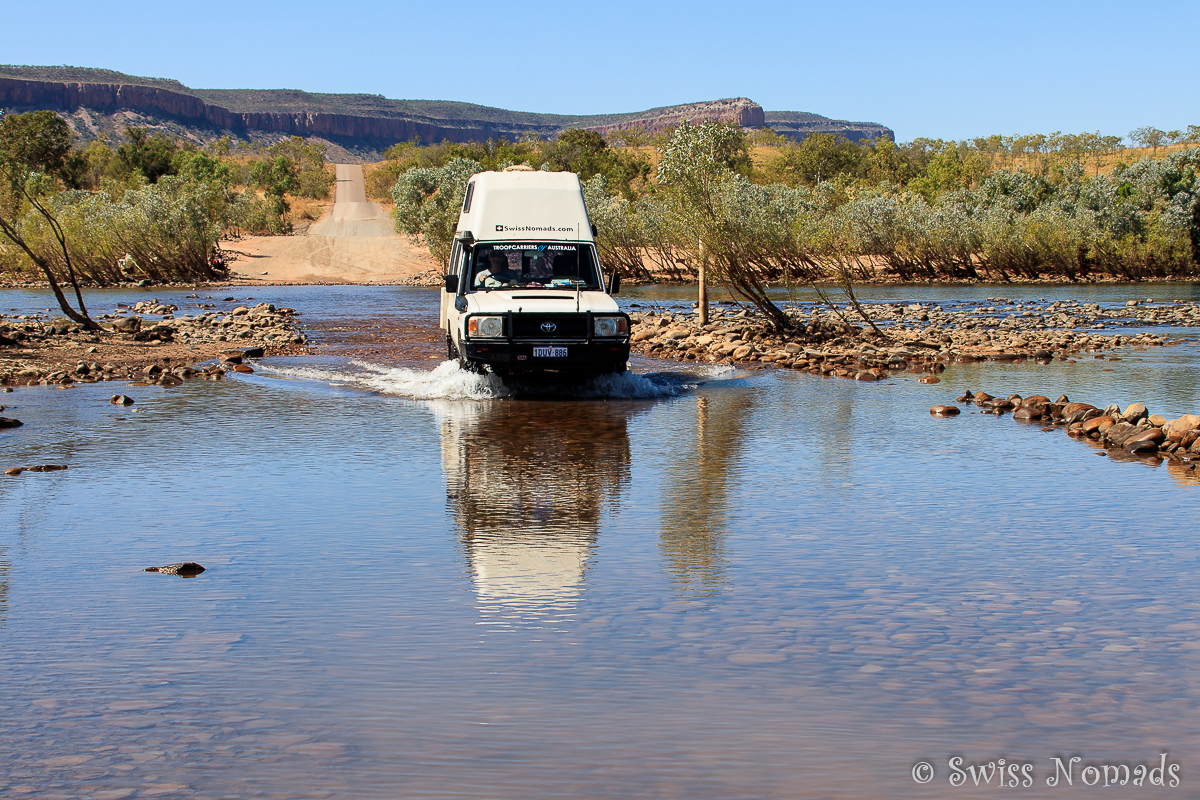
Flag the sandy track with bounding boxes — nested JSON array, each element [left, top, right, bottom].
[[226, 164, 438, 284]]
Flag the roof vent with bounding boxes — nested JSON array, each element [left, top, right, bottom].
[[503, 164, 535, 172]]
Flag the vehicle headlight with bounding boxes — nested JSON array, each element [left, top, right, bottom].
[[593, 316, 628, 337], [468, 316, 504, 337]]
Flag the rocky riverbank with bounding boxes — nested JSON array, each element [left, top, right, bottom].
[[0, 297, 306, 387], [627, 297, 1197, 377], [948, 391, 1200, 464]]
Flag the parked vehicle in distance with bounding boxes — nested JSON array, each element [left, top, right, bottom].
[[441, 167, 630, 378]]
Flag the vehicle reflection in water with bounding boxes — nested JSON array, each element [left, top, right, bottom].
[[659, 390, 754, 600], [435, 399, 635, 621]]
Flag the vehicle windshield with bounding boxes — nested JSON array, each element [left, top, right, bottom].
[[469, 243, 601, 291]]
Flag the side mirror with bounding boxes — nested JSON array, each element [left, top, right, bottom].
[[608, 273, 620, 295], [445, 274, 459, 293]]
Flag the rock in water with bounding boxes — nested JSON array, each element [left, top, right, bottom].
[[145, 562, 206, 577], [1166, 414, 1200, 441], [930, 405, 960, 417], [1126, 439, 1161, 455], [110, 395, 135, 406], [1121, 403, 1148, 423], [0, 417, 23, 429]]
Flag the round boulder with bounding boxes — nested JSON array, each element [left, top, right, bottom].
[[1166, 414, 1200, 442], [930, 405, 960, 417], [1121, 403, 1149, 423]]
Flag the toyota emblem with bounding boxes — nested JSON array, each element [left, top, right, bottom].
[[540, 322, 557, 333]]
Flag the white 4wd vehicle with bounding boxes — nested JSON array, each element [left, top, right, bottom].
[[441, 168, 630, 378]]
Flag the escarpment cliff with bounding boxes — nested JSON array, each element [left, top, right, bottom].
[[0, 76, 554, 144], [0, 67, 893, 152]]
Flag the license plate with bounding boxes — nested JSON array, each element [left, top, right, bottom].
[[533, 346, 567, 358]]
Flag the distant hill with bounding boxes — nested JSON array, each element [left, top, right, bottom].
[[0, 66, 894, 159], [764, 111, 893, 144]]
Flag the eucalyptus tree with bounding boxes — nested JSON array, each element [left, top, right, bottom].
[[0, 111, 73, 191], [391, 157, 481, 267], [1130, 126, 1166, 156], [657, 121, 820, 328], [0, 167, 99, 328], [582, 175, 650, 281], [656, 120, 743, 323]]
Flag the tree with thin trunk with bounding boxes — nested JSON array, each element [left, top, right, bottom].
[[1130, 126, 1165, 157], [657, 122, 792, 328], [0, 166, 100, 329]]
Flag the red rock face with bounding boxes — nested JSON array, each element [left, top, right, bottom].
[[0, 78, 772, 145]]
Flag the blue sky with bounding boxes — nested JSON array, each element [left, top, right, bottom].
[[5, 0, 1196, 142]]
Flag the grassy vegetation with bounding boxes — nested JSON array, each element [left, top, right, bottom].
[[379, 120, 1200, 316], [0, 116, 338, 290]]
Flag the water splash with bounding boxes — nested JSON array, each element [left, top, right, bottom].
[[263, 360, 706, 400]]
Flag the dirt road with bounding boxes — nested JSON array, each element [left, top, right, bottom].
[[226, 164, 438, 284]]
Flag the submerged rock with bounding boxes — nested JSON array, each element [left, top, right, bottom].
[[0, 417, 22, 428], [144, 562, 206, 577]]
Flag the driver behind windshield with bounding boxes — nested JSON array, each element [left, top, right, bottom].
[[476, 251, 520, 288]]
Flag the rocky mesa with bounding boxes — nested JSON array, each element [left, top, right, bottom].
[[0, 66, 893, 151]]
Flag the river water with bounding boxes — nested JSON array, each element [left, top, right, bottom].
[[2, 284, 1200, 799]]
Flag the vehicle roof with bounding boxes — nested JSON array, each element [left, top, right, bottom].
[[457, 170, 593, 243]]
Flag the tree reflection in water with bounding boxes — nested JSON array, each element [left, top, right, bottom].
[[0, 547, 7, 626], [436, 399, 635, 621], [659, 391, 753, 600]]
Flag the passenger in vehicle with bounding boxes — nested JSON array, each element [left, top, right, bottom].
[[477, 252, 519, 288]]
